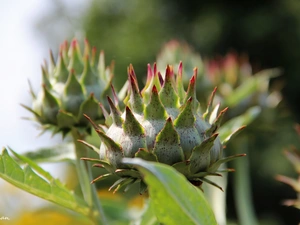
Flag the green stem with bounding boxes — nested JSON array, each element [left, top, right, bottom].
[[203, 165, 227, 225], [71, 128, 108, 225], [233, 135, 259, 225]]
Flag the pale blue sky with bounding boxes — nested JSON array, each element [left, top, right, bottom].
[[0, 0, 91, 153], [0, 0, 89, 215], [0, 1, 70, 152]]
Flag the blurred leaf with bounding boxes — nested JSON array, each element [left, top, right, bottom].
[[17, 143, 75, 163], [283, 149, 300, 174], [123, 158, 217, 225], [219, 106, 261, 144], [224, 68, 280, 107], [12, 208, 93, 225], [276, 175, 300, 192], [138, 199, 159, 225], [101, 197, 132, 223], [0, 148, 90, 217]]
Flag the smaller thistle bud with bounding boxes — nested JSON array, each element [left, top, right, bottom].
[[157, 41, 281, 113], [23, 39, 114, 136]]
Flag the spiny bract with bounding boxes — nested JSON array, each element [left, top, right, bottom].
[[23, 39, 114, 136], [276, 124, 300, 209], [84, 62, 244, 193]]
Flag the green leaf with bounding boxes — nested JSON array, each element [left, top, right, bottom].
[[0, 148, 90, 216], [138, 199, 160, 225], [123, 158, 217, 225], [16, 143, 75, 163], [219, 106, 261, 144]]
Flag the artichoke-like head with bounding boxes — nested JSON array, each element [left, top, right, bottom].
[[157, 41, 281, 114], [24, 39, 114, 136], [84, 62, 244, 193]]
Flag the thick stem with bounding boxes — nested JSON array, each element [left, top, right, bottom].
[[71, 128, 107, 225], [233, 135, 259, 225]]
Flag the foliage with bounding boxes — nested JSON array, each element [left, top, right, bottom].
[[0, 146, 218, 224], [0, 148, 89, 216], [124, 158, 217, 225]]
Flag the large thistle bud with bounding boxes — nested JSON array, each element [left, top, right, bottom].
[[83, 62, 244, 193], [23, 39, 114, 135]]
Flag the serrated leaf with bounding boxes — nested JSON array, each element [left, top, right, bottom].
[[0, 148, 90, 216], [123, 158, 217, 225], [16, 143, 75, 163]]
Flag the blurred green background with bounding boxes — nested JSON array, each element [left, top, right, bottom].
[[4, 0, 300, 224]]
